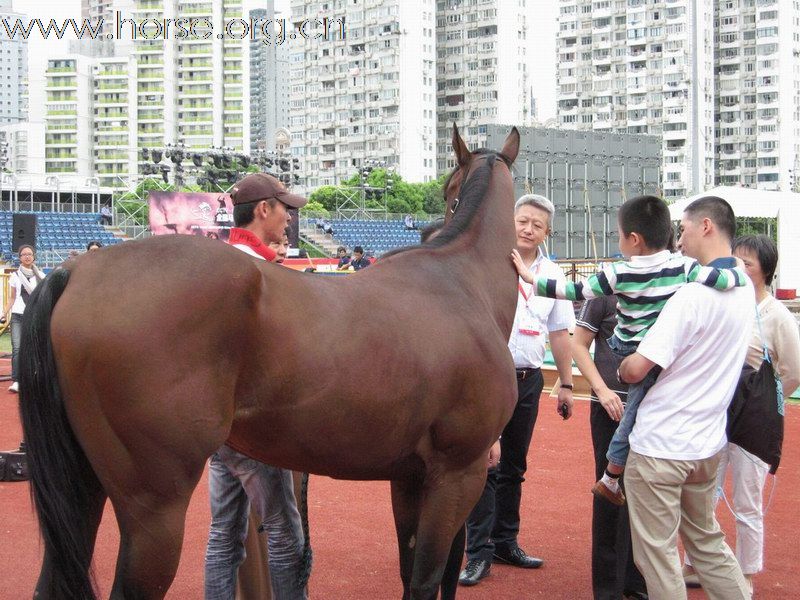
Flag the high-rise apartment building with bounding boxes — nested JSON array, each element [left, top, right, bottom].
[[434, 0, 533, 173], [0, 0, 29, 125], [92, 56, 138, 187], [80, 0, 136, 57], [714, 0, 800, 191], [44, 56, 95, 176], [249, 0, 285, 152], [556, 0, 800, 196], [42, 0, 249, 188], [288, 0, 437, 187], [555, 0, 715, 198]]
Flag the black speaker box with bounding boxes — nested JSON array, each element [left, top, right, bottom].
[[12, 213, 37, 253]]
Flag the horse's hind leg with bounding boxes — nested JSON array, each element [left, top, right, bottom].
[[408, 460, 487, 600], [391, 477, 422, 600], [109, 484, 197, 600], [440, 525, 465, 600]]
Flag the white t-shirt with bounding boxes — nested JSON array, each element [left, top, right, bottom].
[[508, 252, 575, 369], [630, 275, 755, 461], [10, 270, 39, 315]]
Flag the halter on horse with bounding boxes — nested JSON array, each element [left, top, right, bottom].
[[19, 124, 520, 600]]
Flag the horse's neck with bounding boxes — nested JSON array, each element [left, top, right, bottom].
[[455, 178, 518, 330]]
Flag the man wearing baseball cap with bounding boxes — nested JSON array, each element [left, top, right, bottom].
[[205, 172, 309, 600], [226, 172, 307, 261]]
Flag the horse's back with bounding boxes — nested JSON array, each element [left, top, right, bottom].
[[49, 236, 266, 472]]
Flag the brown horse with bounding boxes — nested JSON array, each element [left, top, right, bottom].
[[19, 125, 520, 600]]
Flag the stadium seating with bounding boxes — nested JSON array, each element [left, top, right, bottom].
[[328, 219, 428, 256], [0, 211, 122, 262]]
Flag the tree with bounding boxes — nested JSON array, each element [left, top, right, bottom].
[[308, 186, 340, 211], [300, 200, 330, 217]]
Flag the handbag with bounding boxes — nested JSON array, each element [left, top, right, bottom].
[[726, 305, 784, 474], [0, 450, 29, 482]]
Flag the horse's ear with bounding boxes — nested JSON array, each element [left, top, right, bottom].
[[501, 127, 520, 165], [452, 123, 470, 167]]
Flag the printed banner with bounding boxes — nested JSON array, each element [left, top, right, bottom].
[[148, 191, 235, 240]]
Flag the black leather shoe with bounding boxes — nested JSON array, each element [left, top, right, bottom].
[[623, 591, 649, 600], [458, 559, 491, 586], [492, 546, 544, 569]]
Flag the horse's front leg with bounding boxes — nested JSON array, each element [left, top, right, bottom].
[[391, 477, 422, 600], [409, 458, 487, 600]]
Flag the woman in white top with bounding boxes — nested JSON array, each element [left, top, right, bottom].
[[1, 245, 45, 392], [684, 234, 800, 594]]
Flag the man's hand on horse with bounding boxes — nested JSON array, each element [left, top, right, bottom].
[[488, 440, 501, 469]]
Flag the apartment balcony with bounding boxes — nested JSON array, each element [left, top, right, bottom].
[[44, 152, 78, 161], [44, 138, 77, 147], [95, 69, 128, 78], [95, 139, 129, 147], [46, 111, 78, 119], [720, 148, 742, 159], [181, 46, 213, 57], [181, 5, 212, 17], [94, 154, 129, 163], [94, 112, 128, 121], [179, 61, 213, 72]]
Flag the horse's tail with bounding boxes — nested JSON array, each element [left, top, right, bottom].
[[19, 268, 102, 600]]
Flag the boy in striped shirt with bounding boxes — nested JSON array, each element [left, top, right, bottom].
[[511, 195, 746, 505]]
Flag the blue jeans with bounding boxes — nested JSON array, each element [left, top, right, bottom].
[[605, 335, 661, 468], [204, 445, 307, 600], [606, 335, 661, 467], [10, 313, 23, 381]]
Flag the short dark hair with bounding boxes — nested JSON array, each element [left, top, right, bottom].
[[732, 234, 778, 286], [86, 240, 103, 250], [683, 196, 736, 242], [420, 218, 445, 243], [233, 198, 279, 227], [353, 246, 364, 254], [617, 195, 672, 250]]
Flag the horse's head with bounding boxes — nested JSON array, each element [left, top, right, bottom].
[[443, 124, 520, 222]]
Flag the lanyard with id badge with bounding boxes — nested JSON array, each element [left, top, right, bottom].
[[517, 260, 543, 338]]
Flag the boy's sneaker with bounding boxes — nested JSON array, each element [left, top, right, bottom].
[[592, 480, 625, 506], [8, 381, 18, 393]]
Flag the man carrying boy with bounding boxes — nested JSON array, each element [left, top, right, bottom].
[[619, 196, 752, 599], [512, 195, 746, 505]]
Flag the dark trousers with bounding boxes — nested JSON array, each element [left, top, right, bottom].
[[465, 368, 543, 561], [590, 400, 647, 599]]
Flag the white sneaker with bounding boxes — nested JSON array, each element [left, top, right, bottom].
[[8, 381, 18, 393]]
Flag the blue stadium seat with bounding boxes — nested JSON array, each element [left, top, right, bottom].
[[328, 219, 426, 257], [0, 211, 124, 254]]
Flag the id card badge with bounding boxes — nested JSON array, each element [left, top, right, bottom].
[[518, 306, 540, 337]]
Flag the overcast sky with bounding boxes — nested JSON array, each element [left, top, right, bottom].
[[14, 0, 558, 121]]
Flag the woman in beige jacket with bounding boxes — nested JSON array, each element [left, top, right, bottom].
[[685, 234, 800, 595]]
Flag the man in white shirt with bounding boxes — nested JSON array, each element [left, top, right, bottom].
[[459, 194, 575, 587], [619, 196, 752, 600]]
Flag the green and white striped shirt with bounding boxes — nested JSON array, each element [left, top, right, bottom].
[[534, 250, 747, 344]]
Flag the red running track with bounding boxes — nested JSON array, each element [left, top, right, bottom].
[[1, 362, 798, 598]]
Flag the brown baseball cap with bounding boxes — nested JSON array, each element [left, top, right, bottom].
[[230, 172, 307, 209]]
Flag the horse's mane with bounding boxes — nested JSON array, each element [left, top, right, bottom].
[[382, 149, 512, 259]]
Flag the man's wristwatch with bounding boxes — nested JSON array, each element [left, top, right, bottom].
[[560, 383, 573, 390]]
